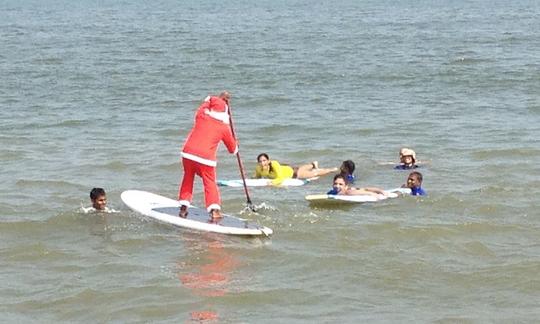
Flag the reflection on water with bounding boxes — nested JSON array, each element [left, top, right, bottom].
[[189, 311, 219, 322], [177, 234, 240, 322]]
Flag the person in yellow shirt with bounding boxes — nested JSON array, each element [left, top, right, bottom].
[[254, 153, 337, 185]]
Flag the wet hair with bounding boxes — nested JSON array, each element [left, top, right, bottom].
[[408, 171, 423, 183], [90, 188, 106, 200], [257, 153, 273, 172], [333, 174, 348, 184], [340, 160, 355, 175], [257, 153, 269, 162]]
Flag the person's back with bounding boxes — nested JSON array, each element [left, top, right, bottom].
[[178, 91, 239, 220], [183, 117, 236, 164], [182, 95, 237, 166]]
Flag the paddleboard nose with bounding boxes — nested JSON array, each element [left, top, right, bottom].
[[261, 227, 273, 237]]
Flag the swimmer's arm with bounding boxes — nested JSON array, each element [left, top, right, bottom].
[[254, 165, 262, 179], [363, 187, 387, 195], [270, 161, 286, 186], [345, 188, 374, 196]]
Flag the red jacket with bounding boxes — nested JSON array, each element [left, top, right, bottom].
[[181, 96, 238, 167]]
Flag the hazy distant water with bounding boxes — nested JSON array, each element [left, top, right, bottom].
[[1, 0, 539, 322]]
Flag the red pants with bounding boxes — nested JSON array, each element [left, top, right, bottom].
[[178, 158, 221, 211]]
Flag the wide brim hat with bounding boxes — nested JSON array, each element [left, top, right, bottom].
[[400, 148, 416, 161]]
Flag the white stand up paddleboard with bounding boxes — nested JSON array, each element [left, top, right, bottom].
[[121, 190, 272, 236], [305, 188, 411, 204]]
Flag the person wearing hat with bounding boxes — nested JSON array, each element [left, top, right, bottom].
[[178, 91, 238, 220], [395, 148, 419, 170]]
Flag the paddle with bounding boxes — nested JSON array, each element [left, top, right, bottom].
[[227, 101, 256, 212]]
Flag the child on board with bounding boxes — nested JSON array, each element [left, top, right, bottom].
[[254, 153, 337, 186]]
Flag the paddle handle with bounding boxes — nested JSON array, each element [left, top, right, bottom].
[[227, 103, 255, 210]]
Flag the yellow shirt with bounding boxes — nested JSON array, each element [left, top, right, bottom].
[[254, 160, 294, 185]]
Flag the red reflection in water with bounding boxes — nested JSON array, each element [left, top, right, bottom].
[[190, 310, 219, 321], [178, 237, 240, 322]]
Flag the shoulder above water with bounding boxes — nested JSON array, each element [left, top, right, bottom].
[[394, 164, 420, 170], [81, 206, 116, 214]]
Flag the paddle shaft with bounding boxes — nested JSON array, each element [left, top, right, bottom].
[[227, 103, 255, 210]]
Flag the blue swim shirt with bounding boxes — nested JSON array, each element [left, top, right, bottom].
[[327, 188, 339, 195], [411, 187, 426, 196]]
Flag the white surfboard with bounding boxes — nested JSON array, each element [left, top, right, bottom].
[[121, 190, 273, 236], [217, 178, 315, 187], [305, 188, 411, 204]]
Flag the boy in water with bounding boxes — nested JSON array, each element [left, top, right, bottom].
[[90, 187, 109, 211], [403, 171, 426, 196], [327, 174, 388, 197]]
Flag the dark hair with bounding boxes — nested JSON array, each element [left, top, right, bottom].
[[90, 188, 106, 200], [408, 171, 423, 183], [333, 174, 348, 184], [257, 153, 273, 172], [257, 153, 269, 162], [340, 160, 355, 175]]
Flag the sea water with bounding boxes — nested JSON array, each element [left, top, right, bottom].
[[1, 0, 539, 322]]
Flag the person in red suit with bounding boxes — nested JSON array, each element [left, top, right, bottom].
[[178, 91, 238, 220]]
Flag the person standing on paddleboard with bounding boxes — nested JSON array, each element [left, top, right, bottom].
[[178, 91, 238, 220]]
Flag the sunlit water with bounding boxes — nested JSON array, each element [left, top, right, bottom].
[[1, 0, 539, 322]]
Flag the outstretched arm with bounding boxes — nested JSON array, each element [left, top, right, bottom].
[[254, 165, 262, 179], [346, 187, 386, 196], [362, 187, 386, 195], [270, 161, 287, 186]]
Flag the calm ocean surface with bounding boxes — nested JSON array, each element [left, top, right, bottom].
[[1, 0, 539, 322]]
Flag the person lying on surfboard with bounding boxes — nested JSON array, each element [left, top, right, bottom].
[[327, 174, 389, 197], [254, 153, 338, 186]]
